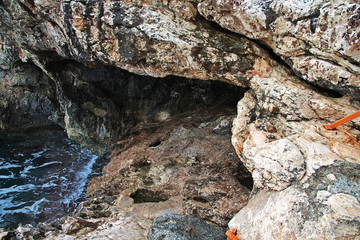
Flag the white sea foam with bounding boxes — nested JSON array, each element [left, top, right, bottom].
[[0, 171, 15, 179], [0, 196, 15, 215], [0, 184, 36, 195], [31, 148, 49, 159], [20, 161, 62, 177], [1, 198, 50, 215], [0, 137, 99, 228], [63, 148, 97, 206], [0, 163, 22, 170], [23, 198, 49, 214], [40, 180, 58, 188]]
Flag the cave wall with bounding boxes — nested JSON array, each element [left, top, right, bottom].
[[0, 0, 360, 239], [0, 37, 60, 133], [0, 51, 245, 154]]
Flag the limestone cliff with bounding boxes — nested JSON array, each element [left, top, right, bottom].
[[0, 0, 359, 239]]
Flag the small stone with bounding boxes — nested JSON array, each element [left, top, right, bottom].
[[325, 193, 360, 222], [326, 174, 336, 181], [62, 217, 83, 235], [0, 230, 9, 239], [212, 116, 233, 135], [15, 224, 42, 240], [114, 195, 134, 209]]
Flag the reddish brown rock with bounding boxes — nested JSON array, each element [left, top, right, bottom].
[[88, 106, 252, 226]]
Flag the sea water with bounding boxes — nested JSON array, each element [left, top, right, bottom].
[[0, 135, 98, 229]]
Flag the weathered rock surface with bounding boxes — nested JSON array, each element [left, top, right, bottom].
[[230, 62, 360, 239], [229, 162, 360, 239], [198, 0, 360, 98], [0, 37, 60, 133], [44, 196, 184, 240], [87, 105, 252, 227], [148, 213, 226, 240], [0, 0, 278, 87], [23, 105, 250, 240], [0, 0, 360, 239]]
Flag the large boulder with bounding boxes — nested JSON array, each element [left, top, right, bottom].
[[230, 62, 360, 239]]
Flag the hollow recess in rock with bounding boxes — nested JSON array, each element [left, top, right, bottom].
[[70, 62, 255, 225], [130, 189, 170, 203], [1, 56, 254, 227]]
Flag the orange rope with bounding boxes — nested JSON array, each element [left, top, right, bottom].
[[324, 109, 360, 130], [226, 229, 240, 240]]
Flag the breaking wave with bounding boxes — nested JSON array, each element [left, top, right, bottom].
[[0, 136, 98, 229]]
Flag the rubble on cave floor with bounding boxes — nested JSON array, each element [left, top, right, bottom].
[[24, 105, 252, 240]]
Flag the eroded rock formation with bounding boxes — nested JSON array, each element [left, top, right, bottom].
[[198, 0, 360, 97], [231, 62, 360, 239], [0, 0, 359, 239]]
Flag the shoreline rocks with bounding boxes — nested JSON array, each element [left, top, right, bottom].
[[1, 0, 359, 239], [230, 59, 360, 239]]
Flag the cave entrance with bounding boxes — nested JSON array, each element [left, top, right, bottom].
[[51, 61, 254, 226], [55, 61, 249, 141]]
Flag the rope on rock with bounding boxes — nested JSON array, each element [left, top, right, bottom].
[[323, 109, 360, 130], [226, 229, 240, 240]]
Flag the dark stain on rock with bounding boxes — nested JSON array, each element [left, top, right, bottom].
[[113, 9, 143, 28], [130, 189, 170, 203], [149, 139, 163, 148], [115, 27, 139, 63]]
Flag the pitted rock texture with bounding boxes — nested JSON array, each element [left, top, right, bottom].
[[11, 106, 251, 240], [87, 105, 252, 227], [0, 0, 279, 87], [231, 62, 360, 239], [41, 196, 184, 240], [148, 213, 226, 240], [0, 0, 360, 239], [229, 162, 360, 239], [198, 0, 360, 98]]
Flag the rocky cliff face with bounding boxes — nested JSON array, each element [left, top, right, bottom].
[[198, 0, 360, 97], [0, 0, 359, 239]]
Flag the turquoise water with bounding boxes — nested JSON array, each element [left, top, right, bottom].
[[0, 136, 97, 229]]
